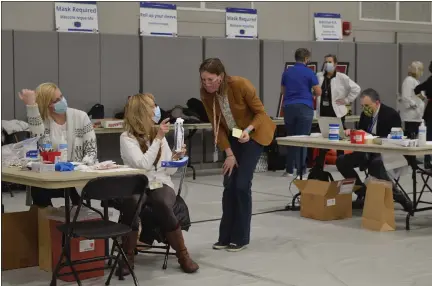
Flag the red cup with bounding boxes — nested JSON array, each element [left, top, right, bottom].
[[350, 130, 365, 144], [40, 151, 61, 163]]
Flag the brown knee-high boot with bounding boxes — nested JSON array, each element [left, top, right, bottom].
[[116, 231, 138, 277], [165, 226, 199, 273]]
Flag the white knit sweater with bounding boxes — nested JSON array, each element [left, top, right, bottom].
[[120, 132, 177, 189], [26, 105, 97, 164]]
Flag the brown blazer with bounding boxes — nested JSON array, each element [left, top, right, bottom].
[[200, 76, 276, 151]]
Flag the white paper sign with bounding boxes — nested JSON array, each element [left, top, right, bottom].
[[79, 239, 95, 252], [55, 1, 98, 33], [226, 8, 258, 39], [140, 2, 177, 37], [314, 13, 342, 41], [326, 198, 336, 207]]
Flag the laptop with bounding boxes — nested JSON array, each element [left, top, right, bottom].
[[318, 117, 347, 140]]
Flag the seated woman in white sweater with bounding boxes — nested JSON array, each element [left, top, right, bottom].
[[119, 93, 199, 274], [18, 83, 97, 207]]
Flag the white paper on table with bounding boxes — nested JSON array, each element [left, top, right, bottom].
[[310, 133, 322, 138], [80, 167, 141, 173], [290, 135, 309, 138]]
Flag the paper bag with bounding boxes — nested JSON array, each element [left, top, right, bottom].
[[362, 179, 396, 231], [1, 206, 39, 270]]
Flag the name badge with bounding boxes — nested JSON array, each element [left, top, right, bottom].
[[232, 128, 242, 138], [213, 151, 219, 162], [323, 100, 330, 107], [149, 180, 163, 190]]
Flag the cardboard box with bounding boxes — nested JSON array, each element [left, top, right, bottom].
[[38, 207, 54, 271], [294, 179, 355, 221], [2, 206, 39, 270], [362, 179, 396, 232], [38, 206, 105, 282]]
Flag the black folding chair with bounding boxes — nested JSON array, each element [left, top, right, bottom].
[[108, 159, 191, 270], [50, 174, 148, 286], [416, 168, 432, 207]]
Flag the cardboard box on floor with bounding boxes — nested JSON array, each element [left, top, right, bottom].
[[1, 206, 39, 270], [294, 179, 355, 221], [362, 179, 396, 232], [38, 207, 54, 271]]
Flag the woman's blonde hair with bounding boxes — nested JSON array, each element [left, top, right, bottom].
[[408, 61, 424, 79], [35, 82, 59, 121], [124, 93, 161, 166]]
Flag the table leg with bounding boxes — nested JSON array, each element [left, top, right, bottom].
[[103, 201, 110, 259], [186, 129, 197, 180], [285, 147, 303, 211], [406, 164, 417, 230]]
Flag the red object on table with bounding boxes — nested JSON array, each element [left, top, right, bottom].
[[50, 219, 105, 282], [40, 151, 61, 163], [350, 130, 366, 144]]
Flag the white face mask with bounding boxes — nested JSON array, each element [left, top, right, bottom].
[[325, 63, 335, 73]]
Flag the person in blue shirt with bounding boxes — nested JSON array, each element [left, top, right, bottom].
[[281, 48, 322, 177]]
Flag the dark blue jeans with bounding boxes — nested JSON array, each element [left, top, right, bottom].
[[219, 136, 263, 246], [283, 104, 314, 174]]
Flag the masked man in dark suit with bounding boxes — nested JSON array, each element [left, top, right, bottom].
[[336, 88, 413, 212]]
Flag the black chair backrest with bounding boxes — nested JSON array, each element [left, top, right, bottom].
[[81, 174, 148, 201], [3, 131, 31, 145]]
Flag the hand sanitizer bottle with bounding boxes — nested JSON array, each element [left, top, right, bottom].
[[57, 134, 68, 162], [418, 120, 427, 147]]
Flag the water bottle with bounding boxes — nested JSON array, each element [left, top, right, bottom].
[[57, 134, 68, 162], [418, 120, 427, 147]]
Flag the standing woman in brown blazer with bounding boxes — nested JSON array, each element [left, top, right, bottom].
[[199, 58, 276, 252]]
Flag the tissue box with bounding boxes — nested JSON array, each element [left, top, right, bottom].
[[101, 120, 123, 129], [32, 162, 56, 173]]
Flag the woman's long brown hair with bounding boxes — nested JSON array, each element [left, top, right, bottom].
[[124, 93, 161, 166]]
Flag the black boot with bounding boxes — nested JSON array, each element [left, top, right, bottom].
[[393, 189, 413, 213]]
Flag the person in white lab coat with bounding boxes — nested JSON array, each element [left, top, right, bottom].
[[399, 61, 426, 138], [314, 54, 361, 167]]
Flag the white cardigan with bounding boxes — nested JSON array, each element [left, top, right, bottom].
[[120, 132, 177, 190], [399, 76, 425, 122], [316, 72, 361, 118], [27, 105, 97, 164]]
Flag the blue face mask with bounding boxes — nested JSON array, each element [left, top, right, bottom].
[[54, 97, 68, 114], [153, 106, 161, 123]]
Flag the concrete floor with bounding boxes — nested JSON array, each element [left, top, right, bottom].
[[2, 166, 432, 286]]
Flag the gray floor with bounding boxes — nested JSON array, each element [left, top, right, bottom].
[[2, 166, 432, 286]]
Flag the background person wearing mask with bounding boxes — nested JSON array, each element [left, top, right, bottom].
[[315, 54, 361, 167], [336, 88, 412, 211], [199, 58, 275, 252], [414, 60, 432, 169], [18, 84, 97, 207], [399, 61, 426, 138], [280, 48, 322, 177]]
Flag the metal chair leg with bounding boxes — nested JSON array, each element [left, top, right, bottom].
[[62, 243, 82, 286], [163, 244, 170, 270], [117, 240, 140, 286], [50, 246, 66, 286], [106, 241, 122, 286]]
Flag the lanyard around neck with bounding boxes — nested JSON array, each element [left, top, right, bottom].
[[213, 96, 222, 146]]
